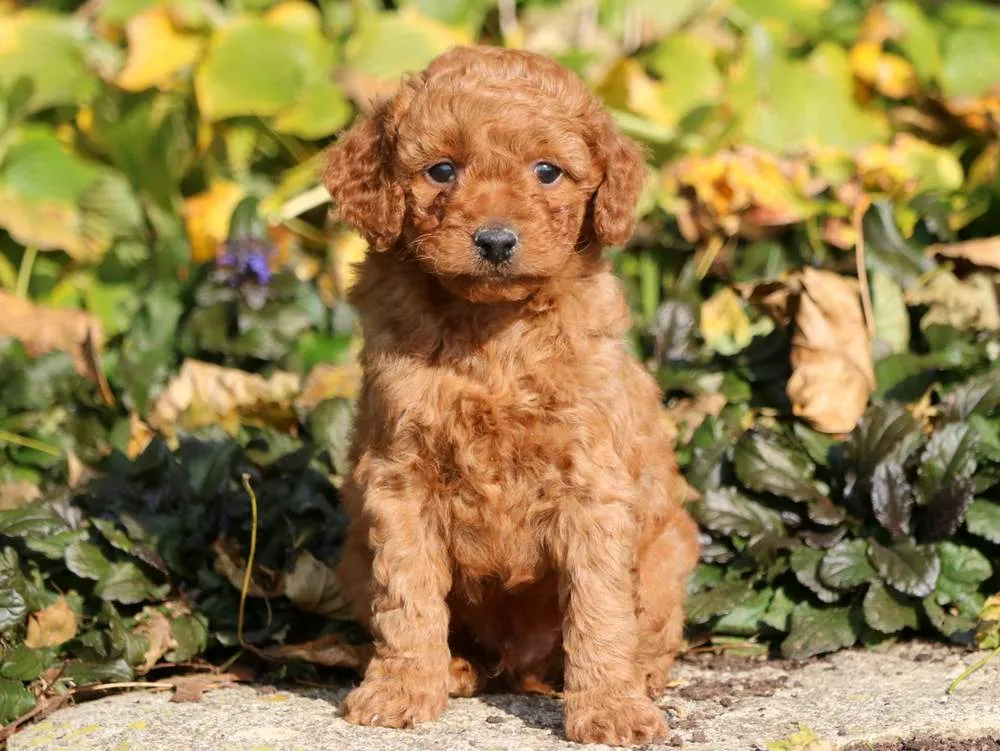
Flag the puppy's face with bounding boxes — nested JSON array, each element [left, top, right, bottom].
[[324, 47, 647, 303]]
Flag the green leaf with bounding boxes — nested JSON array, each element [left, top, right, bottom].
[[714, 588, 773, 636], [762, 586, 795, 633], [883, 0, 941, 82], [871, 271, 910, 357], [686, 581, 754, 625], [863, 581, 919, 634], [0, 11, 100, 113], [729, 40, 889, 151], [0, 645, 52, 681], [937, 541, 992, 586], [780, 602, 858, 660], [917, 423, 978, 504], [61, 657, 133, 686], [922, 595, 977, 640], [819, 539, 877, 590], [940, 370, 1000, 422], [868, 540, 940, 598], [0, 589, 27, 634], [64, 540, 113, 581], [0, 677, 36, 725], [272, 78, 353, 140], [196, 11, 336, 125], [94, 562, 167, 605], [940, 26, 1000, 98], [966, 499, 1000, 543], [0, 501, 68, 538], [167, 615, 208, 662], [694, 487, 785, 540], [23, 529, 89, 560], [870, 460, 914, 537], [733, 430, 824, 503], [844, 403, 923, 504], [790, 546, 842, 604]]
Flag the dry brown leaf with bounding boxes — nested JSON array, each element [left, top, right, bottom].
[[662, 393, 727, 445], [25, 596, 78, 649], [211, 538, 283, 599], [283, 551, 350, 619], [926, 236, 1000, 270], [169, 671, 248, 703], [0, 292, 110, 399], [126, 412, 155, 459], [742, 268, 875, 434], [148, 360, 301, 440], [907, 271, 1000, 331], [133, 610, 177, 675], [0, 481, 41, 511], [257, 634, 372, 670]]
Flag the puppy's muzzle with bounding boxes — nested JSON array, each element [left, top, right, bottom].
[[474, 224, 518, 265]]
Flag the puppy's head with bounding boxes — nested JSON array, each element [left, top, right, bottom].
[[324, 46, 646, 303]]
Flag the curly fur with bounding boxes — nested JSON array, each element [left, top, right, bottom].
[[323, 46, 700, 747]]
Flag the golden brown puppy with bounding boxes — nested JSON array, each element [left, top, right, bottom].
[[323, 46, 700, 747]]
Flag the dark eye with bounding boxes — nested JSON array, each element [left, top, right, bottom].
[[534, 162, 562, 185], [427, 161, 456, 184]]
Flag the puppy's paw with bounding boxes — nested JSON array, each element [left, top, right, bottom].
[[341, 670, 448, 729], [564, 693, 668, 747]]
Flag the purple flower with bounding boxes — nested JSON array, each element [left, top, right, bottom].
[[215, 238, 273, 287]]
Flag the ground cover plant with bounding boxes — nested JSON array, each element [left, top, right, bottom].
[[1, 0, 999, 733]]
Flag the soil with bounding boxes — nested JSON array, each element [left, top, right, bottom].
[[843, 737, 1000, 750]]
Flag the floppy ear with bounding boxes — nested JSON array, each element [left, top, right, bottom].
[[591, 113, 647, 247], [322, 99, 405, 251]]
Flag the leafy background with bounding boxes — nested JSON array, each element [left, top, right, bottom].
[[1, 0, 1000, 732]]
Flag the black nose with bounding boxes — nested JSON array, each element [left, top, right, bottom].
[[474, 225, 518, 265]]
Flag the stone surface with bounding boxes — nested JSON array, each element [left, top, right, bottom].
[[10, 642, 1000, 751]]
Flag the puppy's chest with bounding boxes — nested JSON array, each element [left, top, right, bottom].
[[427, 367, 576, 585]]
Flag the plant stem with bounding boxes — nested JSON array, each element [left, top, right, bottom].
[[0, 429, 61, 457], [237, 473, 260, 648], [15, 246, 37, 299], [947, 645, 1000, 694]]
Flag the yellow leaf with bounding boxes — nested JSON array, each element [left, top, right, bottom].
[[116, 10, 202, 92], [295, 362, 362, 411], [25, 596, 78, 649], [907, 271, 1000, 332], [183, 181, 245, 264], [699, 287, 770, 356], [597, 58, 677, 129], [850, 40, 918, 99], [330, 229, 369, 296]]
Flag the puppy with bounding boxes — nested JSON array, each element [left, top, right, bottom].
[[323, 46, 700, 747]]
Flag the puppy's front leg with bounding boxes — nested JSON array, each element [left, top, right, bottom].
[[342, 480, 451, 729], [557, 498, 669, 747]]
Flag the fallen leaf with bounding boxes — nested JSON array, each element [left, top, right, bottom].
[[148, 360, 301, 440], [24, 596, 77, 649], [0, 292, 108, 388], [0, 482, 41, 511], [741, 268, 875, 434], [115, 10, 202, 92], [907, 271, 1000, 332], [126, 412, 155, 460], [283, 550, 350, 619], [169, 671, 248, 703], [183, 181, 246, 265], [133, 610, 177, 675], [663, 393, 727, 445], [211, 538, 283, 599], [926, 236, 1000, 271], [699, 287, 772, 356], [257, 634, 372, 670]]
